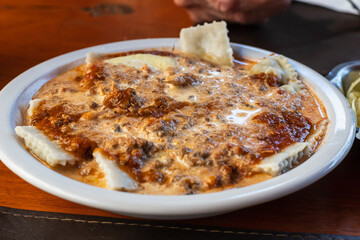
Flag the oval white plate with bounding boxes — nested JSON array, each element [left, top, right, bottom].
[[0, 39, 355, 219]]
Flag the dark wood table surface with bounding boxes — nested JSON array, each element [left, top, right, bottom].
[[1, 0, 360, 237]]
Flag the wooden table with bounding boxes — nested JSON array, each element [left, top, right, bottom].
[[1, 0, 360, 238]]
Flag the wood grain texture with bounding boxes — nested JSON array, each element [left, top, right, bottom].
[[1, 0, 360, 236], [0, 0, 191, 89]]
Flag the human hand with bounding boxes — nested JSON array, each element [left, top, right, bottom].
[[174, 0, 291, 24]]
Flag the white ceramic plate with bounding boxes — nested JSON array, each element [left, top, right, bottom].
[[0, 39, 355, 219]]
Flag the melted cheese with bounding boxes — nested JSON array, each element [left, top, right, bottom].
[[180, 21, 234, 66], [105, 54, 176, 71]]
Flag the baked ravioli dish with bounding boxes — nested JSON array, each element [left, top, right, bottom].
[[15, 21, 328, 195]]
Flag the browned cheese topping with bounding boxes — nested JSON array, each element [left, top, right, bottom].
[[28, 50, 327, 195]]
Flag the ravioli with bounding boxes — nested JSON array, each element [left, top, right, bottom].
[[251, 56, 305, 94], [180, 21, 233, 66]]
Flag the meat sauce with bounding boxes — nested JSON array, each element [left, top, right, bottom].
[[254, 111, 311, 157], [27, 50, 328, 195], [31, 105, 97, 159]]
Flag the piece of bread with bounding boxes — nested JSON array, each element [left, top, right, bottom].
[[15, 126, 76, 166], [93, 149, 138, 191], [253, 142, 309, 176], [27, 99, 44, 117], [180, 21, 234, 66], [85, 52, 105, 66]]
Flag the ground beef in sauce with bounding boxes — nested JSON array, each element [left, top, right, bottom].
[[27, 50, 327, 195]]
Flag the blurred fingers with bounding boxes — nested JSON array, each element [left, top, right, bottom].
[[173, 0, 291, 25]]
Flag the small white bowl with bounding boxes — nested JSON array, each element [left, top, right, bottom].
[[0, 39, 355, 219]]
